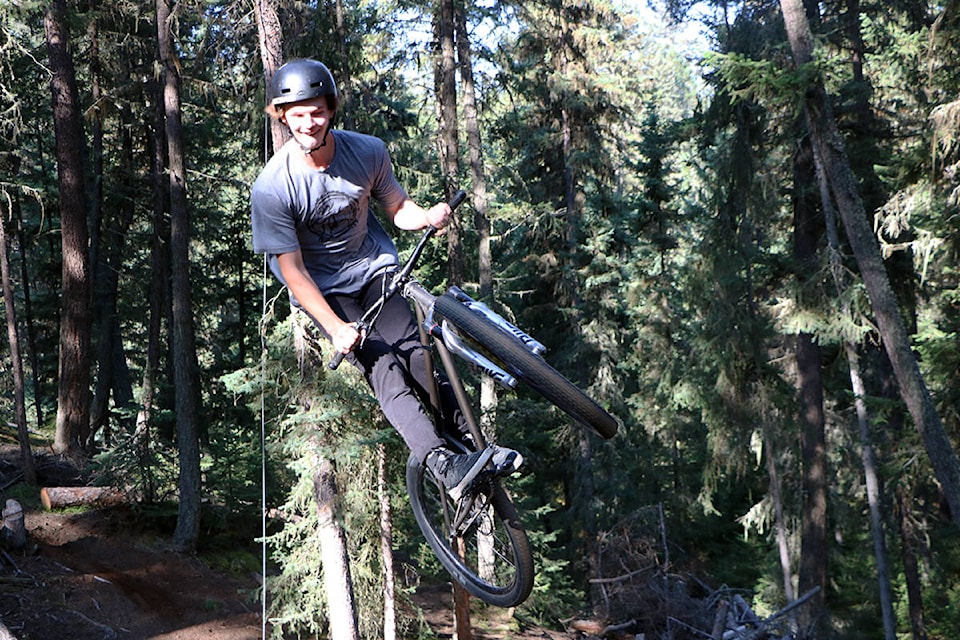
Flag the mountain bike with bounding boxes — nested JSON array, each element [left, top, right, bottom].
[[330, 190, 619, 607]]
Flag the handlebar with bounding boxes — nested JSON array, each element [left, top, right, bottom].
[[328, 190, 467, 370], [448, 189, 467, 211], [327, 333, 355, 371]]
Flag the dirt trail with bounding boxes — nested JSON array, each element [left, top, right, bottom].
[[2, 508, 261, 639], [1, 506, 581, 640], [0, 447, 579, 640]]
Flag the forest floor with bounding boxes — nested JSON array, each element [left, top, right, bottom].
[[0, 447, 580, 640]]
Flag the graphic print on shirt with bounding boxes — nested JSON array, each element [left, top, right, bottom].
[[303, 188, 360, 245]]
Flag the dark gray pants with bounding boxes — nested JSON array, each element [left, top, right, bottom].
[[321, 274, 464, 461]]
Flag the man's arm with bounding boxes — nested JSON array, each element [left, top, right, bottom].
[[275, 250, 360, 354], [389, 198, 452, 231]]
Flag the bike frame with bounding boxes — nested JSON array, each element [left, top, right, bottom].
[[330, 212, 546, 457]]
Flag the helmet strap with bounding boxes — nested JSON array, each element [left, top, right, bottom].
[[299, 125, 332, 155]]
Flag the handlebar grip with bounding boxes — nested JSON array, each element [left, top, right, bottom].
[[449, 190, 467, 210], [328, 351, 346, 370]]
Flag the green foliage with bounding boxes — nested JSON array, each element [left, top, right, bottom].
[[705, 51, 815, 112], [90, 433, 180, 504], [919, 521, 960, 637], [233, 313, 430, 639], [5, 0, 960, 635]]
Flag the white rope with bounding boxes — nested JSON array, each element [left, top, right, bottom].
[[260, 114, 270, 640], [260, 251, 268, 639]]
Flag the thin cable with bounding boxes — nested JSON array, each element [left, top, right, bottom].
[[260, 114, 270, 640], [260, 252, 269, 640]]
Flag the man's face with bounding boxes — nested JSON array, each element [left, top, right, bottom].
[[281, 97, 334, 149]]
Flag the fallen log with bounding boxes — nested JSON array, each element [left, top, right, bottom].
[[569, 619, 606, 635], [568, 618, 637, 638], [40, 487, 128, 511], [736, 587, 821, 640]]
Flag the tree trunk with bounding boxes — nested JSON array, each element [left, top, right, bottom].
[[0, 209, 36, 486], [878, 351, 928, 640], [332, 0, 354, 130], [791, 131, 827, 623], [89, 239, 136, 446], [86, 0, 103, 317], [134, 74, 172, 505], [436, 3, 472, 633], [779, 0, 960, 524], [90, 97, 137, 447], [845, 343, 897, 639], [377, 444, 396, 640], [454, 0, 488, 289], [795, 332, 827, 629], [454, 0, 498, 429], [87, 12, 109, 441], [254, 0, 288, 153], [45, 0, 91, 459], [157, 0, 202, 553], [13, 195, 43, 430], [764, 430, 794, 601], [434, 0, 462, 283], [453, 576, 472, 640], [313, 454, 359, 640], [896, 487, 928, 640]]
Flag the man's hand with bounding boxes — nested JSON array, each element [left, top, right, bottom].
[[332, 322, 361, 355], [425, 202, 453, 232]]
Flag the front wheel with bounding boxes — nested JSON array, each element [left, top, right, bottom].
[[435, 293, 620, 439], [406, 453, 534, 608]]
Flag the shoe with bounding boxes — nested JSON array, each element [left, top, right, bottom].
[[426, 447, 494, 502], [490, 445, 523, 476]]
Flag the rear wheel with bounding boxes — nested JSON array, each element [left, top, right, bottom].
[[406, 452, 534, 608], [435, 293, 620, 439]]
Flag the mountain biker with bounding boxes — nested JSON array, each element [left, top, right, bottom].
[[250, 58, 519, 500]]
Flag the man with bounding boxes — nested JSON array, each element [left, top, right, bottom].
[[250, 59, 519, 500]]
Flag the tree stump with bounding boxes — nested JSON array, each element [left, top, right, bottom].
[[0, 499, 26, 550]]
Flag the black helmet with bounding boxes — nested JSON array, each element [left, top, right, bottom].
[[268, 59, 338, 107]]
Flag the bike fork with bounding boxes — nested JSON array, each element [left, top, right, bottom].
[[446, 286, 547, 356]]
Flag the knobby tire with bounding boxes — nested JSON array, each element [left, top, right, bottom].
[[435, 293, 620, 439], [406, 453, 534, 607]]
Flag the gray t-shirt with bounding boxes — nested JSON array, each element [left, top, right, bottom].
[[250, 130, 409, 299]]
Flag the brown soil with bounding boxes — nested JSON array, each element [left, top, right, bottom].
[[5, 507, 262, 639], [0, 450, 580, 640], [410, 583, 578, 640]]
